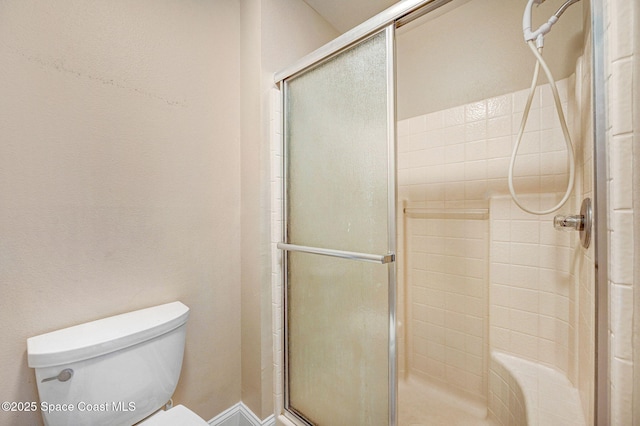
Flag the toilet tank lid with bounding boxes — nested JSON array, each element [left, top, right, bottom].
[[27, 301, 189, 368]]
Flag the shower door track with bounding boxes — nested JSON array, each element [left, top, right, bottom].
[[274, 0, 453, 83]]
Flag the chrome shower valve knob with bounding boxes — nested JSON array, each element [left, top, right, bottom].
[[553, 198, 592, 248], [553, 214, 584, 231]]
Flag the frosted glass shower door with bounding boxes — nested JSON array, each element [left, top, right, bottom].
[[279, 27, 396, 426]]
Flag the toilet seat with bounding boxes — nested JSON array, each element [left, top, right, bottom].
[[139, 405, 209, 426]]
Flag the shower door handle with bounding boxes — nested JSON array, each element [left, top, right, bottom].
[[277, 243, 395, 264]]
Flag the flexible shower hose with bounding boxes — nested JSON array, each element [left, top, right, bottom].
[[508, 40, 575, 215]]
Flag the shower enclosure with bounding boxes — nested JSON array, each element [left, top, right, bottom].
[[273, 0, 606, 424]]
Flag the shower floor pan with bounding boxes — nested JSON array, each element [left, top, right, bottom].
[[398, 376, 497, 426]]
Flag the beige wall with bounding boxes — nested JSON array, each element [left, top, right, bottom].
[[240, 0, 339, 419], [397, 0, 584, 120], [0, 0, 336, 423], [0, 1, 241, 424]]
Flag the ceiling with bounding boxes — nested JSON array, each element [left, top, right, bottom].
[[302, 0, 399, 33]]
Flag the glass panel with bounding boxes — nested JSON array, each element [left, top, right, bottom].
[[285, 30, 389, 255], [283, 28, 394, 426], [287, 252, 389, 425]]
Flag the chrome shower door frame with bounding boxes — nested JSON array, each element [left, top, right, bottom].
[[591, 0, 610, 423]]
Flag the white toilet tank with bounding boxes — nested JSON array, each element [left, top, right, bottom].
[[27, 301, 190, 426]]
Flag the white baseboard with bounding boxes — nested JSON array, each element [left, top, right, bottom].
[[208, 402, 275, 426]]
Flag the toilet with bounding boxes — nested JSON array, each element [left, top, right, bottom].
[[27, 301, 208, 426]]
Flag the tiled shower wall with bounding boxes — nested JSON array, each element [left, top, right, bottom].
[[604, 0, 637, 424], [488, 194, 576, 377], [401, 213, 489, 399], [397, 77, 574, 210], [397, 75, 588, 398]]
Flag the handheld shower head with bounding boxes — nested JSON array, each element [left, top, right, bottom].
[[523, 0, 557, 45], [523, 0, 581, 46]]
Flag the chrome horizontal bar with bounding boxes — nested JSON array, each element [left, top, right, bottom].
[[404, 208, 489, 220], [277, 243, 395, 264]]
